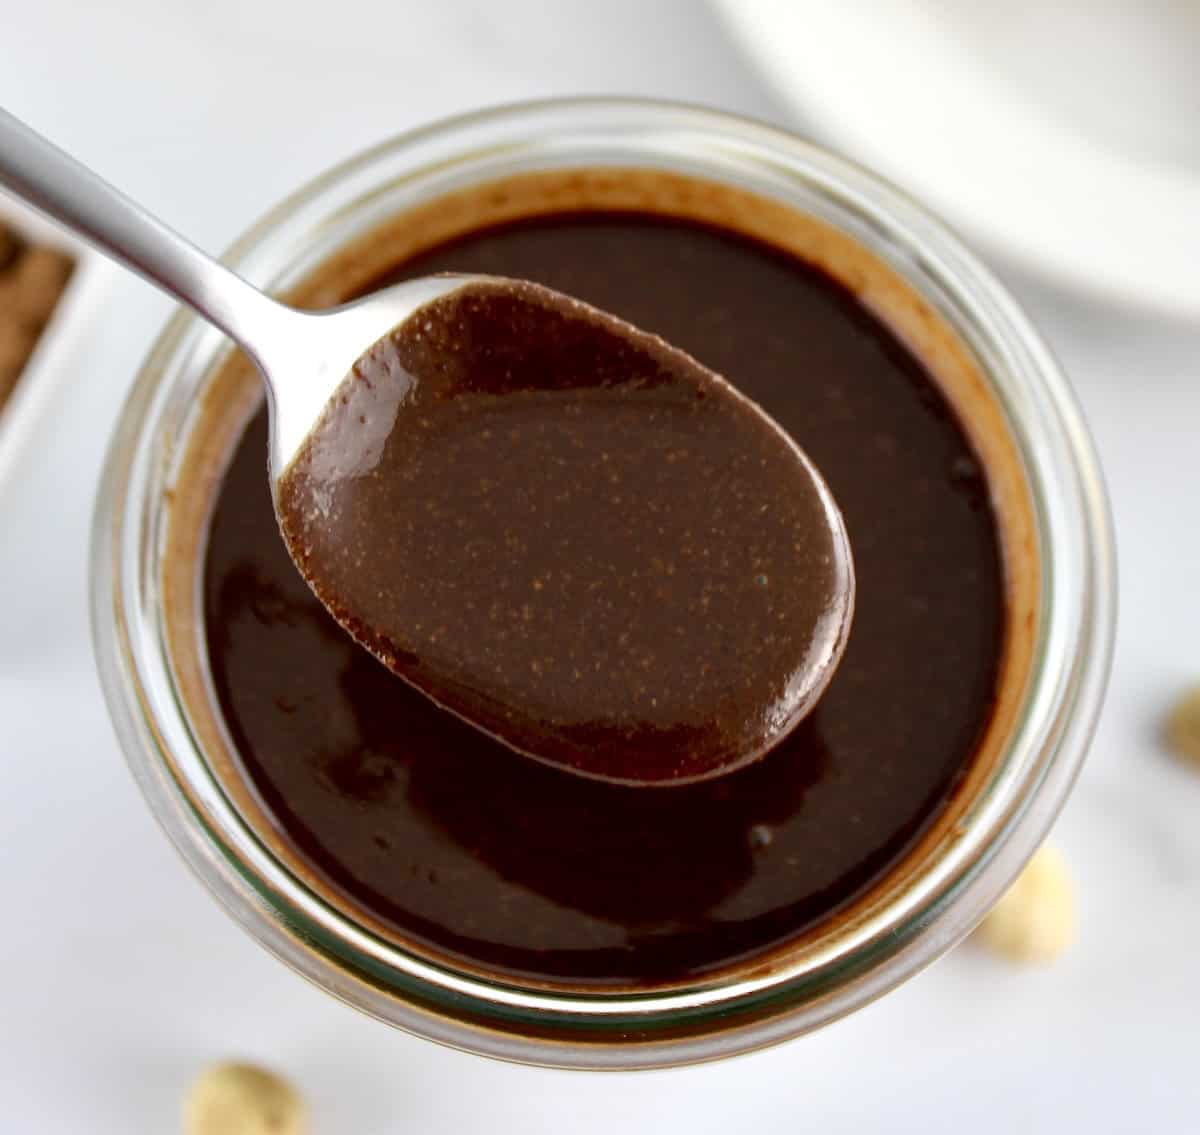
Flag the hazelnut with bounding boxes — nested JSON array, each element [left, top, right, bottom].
[[977, 843, 1074, 964], [183, 1061, 305, 1135], [1164, 684, 1200, 766]]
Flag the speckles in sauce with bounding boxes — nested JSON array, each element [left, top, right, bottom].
[[277, 278, 852, 785], [204, 211, 1004, 986]]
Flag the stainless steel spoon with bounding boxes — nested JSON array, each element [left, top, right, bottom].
[[0, 107, 854, 786], [0, 107, 474, 479]]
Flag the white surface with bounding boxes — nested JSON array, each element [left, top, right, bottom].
[[1, 2, 1198, 1131], [713, 0, 1200, 318]]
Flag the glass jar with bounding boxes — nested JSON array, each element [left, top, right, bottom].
[[91, 98, 1115, 1069]]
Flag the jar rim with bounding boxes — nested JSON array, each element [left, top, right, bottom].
[[90, 96, 1115, 1069]]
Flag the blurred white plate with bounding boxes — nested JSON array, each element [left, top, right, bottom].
[[0, 194, 109, 491], [714, 0, 1200, 317]]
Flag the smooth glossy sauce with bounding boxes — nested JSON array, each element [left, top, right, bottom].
[[277, 279, 853, 784], [204, 212, 1003, 985]]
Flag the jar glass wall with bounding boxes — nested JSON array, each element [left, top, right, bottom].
[[91, 99, 1115, 1069]]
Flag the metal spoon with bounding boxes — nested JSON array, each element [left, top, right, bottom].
[[0, 108, 471, 479], [0, 107, 854, 786]]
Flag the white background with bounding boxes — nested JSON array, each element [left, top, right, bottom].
[[2, 2, 1198, 1131]]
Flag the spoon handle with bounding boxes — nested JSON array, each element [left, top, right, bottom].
[[0, 106, 291, 364]]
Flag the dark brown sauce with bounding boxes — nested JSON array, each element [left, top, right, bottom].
[[204, 212, 1003, 985], [277, 279, 853, 785]]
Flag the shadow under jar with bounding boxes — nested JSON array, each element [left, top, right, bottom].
[[92, 99, 1114, 1069]]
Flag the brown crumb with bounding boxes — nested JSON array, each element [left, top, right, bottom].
[[0, 223, 24, 271], [0, 323, 39, 403], [9, 245, 73, 324], [0, 221, 73, 414]]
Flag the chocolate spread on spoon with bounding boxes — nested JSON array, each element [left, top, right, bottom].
[[277, 278, 853, 785]]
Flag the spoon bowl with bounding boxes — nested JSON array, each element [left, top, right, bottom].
[[277, 274, 856, 785], [0, 106, 855, 785], [255, 273, 485, 479]]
